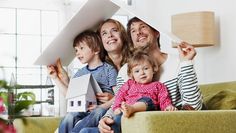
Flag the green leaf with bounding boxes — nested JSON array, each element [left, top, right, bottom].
[[0, 80, 8, 88], [0, 92, 8, 106], [14, 100, 35, 114], [0, 79, 36, 123], [17, 92, 35, 101]]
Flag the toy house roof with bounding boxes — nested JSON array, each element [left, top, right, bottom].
[[34, 0, 169, 66], [66, 73, 102, 99], [66, 73, 90, 99]]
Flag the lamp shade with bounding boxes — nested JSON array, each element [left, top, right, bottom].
[[171, 11, 216, 47]]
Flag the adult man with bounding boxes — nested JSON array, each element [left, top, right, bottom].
[[81, 17, 203, 133]]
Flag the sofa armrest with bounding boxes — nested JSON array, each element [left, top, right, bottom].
[[13, 117, 61, 133], [121, 110, 236, 133]]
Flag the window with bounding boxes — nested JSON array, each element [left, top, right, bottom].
[[0, 7, 58, 116], [77, 101, 81, 106], [70, 101, 74, 106]]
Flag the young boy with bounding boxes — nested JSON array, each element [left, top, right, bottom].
[[47, 30, 117, 133]]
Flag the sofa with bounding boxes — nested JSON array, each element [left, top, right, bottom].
[[13, 81, 236, 133], [122, 81, 236, 133], [13, 117, 61, 133]]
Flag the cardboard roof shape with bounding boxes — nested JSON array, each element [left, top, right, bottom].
[[34, 0, 120, 66], [34, 0, 176, 66], [66, 73, 102, 99]]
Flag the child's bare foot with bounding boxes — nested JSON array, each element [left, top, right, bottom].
[[114, 108, 122, 115], [121, 102, 134, 118]]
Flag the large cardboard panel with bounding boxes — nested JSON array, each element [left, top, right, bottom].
[[35, 0, 182, 66], [34, 0, 119, 66]]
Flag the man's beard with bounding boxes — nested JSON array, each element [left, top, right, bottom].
[[138, 43, 151, 52], [131, 43, 151, 54]]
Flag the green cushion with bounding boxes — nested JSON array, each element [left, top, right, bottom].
[[205, 89, 236, 110]]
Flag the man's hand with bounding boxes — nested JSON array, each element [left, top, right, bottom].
[[96, 92, 114, 103], [177, 42, 196, 61], [98, 117, 114, 133], [164, 105, 178, 111]]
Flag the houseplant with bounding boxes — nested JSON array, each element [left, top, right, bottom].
[[0, 80, 36, 133]]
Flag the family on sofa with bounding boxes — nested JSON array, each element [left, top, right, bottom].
[[47, 15, 204, 133]]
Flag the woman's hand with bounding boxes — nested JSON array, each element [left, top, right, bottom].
[[56, 59, 69, 82], [47, 65, 58, 79], [177, 42, 196, 61], [96, 92, 114, 103], [47, 59, 69, 85], [47, 59, 70, 96]]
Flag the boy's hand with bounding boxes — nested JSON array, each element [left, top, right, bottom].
[[87, 104, 97, 112], [96, 92, 114, 103]]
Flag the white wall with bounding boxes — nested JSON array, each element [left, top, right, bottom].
[[134, 0, 236, 84]]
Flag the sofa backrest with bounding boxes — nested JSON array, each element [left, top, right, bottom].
[[199, 81, 236, 110]]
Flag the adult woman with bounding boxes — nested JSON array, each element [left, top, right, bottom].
[[67, 19, 131, 133], [97, 18, 131, 71], [87, 18, 131, 113]]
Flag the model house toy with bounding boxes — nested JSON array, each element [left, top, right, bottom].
[[66, 73, 102, 112]]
